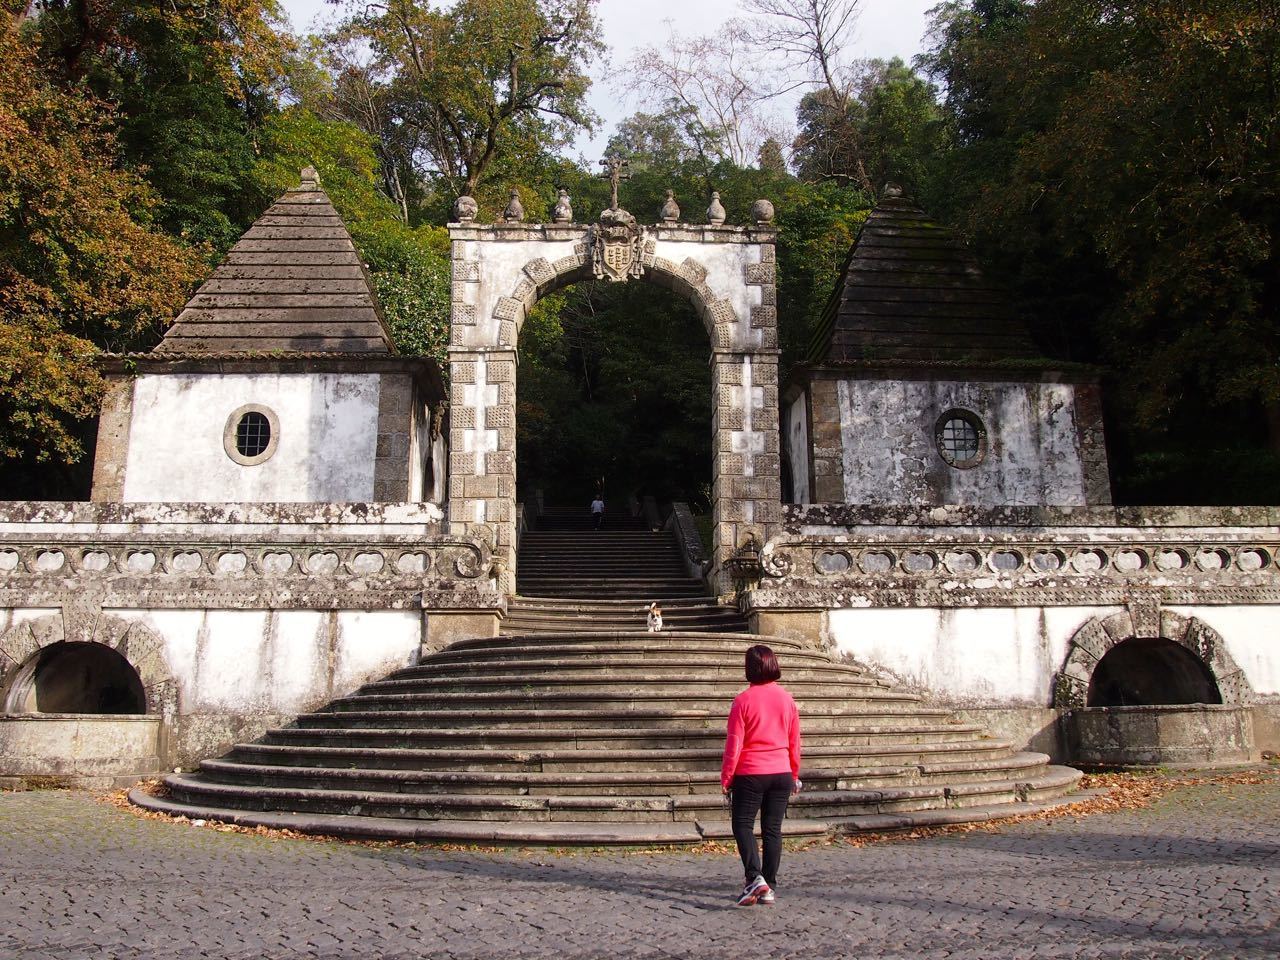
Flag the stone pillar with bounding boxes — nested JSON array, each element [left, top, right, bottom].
[[711, 350, 782, 593], [372, 373, 413, 501], [809, 377, 844, 503], [90, 377, 135, 501], [448, 348, 517, 590]]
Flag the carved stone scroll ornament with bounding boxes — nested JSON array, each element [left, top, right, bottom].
[[591, 207, 646, 283], [761, 543, 794, 578]]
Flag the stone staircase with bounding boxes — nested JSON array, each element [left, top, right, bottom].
[[131, 515, 1082, 844]]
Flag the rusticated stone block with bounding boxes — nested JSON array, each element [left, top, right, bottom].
[[524, 257, 556, 285], [1101, 611, 1135, 643], [745, 262, 775, 285], [449, 325, 471, 346], [453, 260, 480, 281], [512, 277, 536, 303], [450, 406, 476, 429], [755, 453, 780, 476], [1128, 600, 1160, 639], [751, 305, 777, 329], [717, 453, 745, 476], [487, 405, 514, 429], [1069, 619, 1109, 661], [736, 477, 781, 500], [707, 299, 737, 326], [753, 499, 782, 523], [759, 244, 776, 263], [449, 452, 476, 476], [1159, 609, 1190, 644], [716, 363, 742, 386], [498, 320, 518, 346], [451, 303, 478, 325], [717, 408, 745, 431], [680, 258, 708, 284], [465, 475, 499, 498], [488, 359, 516, 384], [487, 450, 515, 476], [494, 297, 524, 321], [759, 285, 777, 306]]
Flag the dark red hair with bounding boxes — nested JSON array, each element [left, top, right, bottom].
[[745, 644, 781, 684]]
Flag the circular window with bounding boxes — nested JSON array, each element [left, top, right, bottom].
[[935, 409, 987, 468], [223, 404, 280, 466]]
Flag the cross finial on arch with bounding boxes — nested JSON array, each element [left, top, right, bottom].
[[598, 154, 631, 212]]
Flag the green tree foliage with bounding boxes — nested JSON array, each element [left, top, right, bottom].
[[517, 282, 713, 508], [325, 0, 602, 211], [793, 57, 948, 197], [24, 0, 293, 253], [923, 0, 1280, 501], [0, 21, 203, 466]]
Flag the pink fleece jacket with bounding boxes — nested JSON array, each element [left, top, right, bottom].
[[720, 681, 802, 789]]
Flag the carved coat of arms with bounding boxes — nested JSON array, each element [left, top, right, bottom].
[[591, 207, 646, 282]]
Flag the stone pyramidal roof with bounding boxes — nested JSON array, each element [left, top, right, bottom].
[[808, 187, 1038, 364], [156, 167, 395, 355]]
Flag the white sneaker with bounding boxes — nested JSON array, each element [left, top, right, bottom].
[[736, 876, 770, 906], [758, 888, 776, 904]]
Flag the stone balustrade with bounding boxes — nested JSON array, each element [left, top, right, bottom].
[[0, 510, 499, 611], [753, 504, 1280, 608]]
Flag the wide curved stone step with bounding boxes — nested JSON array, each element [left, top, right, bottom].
[[135, 525, 1083, 843]]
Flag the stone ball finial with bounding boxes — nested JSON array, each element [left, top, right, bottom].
[[883, 183, 905, 199], [504, 189, 526, 223], [552, 189, 573, 223], [751, 199, 775, 225], [706, 191, 727, 225], [660, 189, 680, 223], [300, 165, 321, 188], [453, 194, 478, 223]]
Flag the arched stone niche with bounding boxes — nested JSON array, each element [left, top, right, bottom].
[[1054, 608, 1254, 710], [0, 611, 178, 720], [446, 215, 782, 590]]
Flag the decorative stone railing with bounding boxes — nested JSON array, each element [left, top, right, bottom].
[[751, 504, 1280, 608], [0, 535, 498, 610], [0, 503, 499, 611]]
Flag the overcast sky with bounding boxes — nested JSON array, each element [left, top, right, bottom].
[[276, 0, 937, 158]]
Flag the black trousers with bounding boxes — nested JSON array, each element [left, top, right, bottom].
[[730, 772, 793, 886]]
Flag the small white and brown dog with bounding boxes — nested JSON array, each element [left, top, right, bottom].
[[646, 602, 664, 633]]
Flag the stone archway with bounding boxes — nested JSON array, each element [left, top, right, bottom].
[[445, 195, 782, 591], [0, 612, 178, 720], [1054, 608, 1254, 710]]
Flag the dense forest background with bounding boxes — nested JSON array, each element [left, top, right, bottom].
[[2, 0, 1277, 507]]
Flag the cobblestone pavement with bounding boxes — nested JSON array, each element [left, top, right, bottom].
[[1, 774, 1277, 960]]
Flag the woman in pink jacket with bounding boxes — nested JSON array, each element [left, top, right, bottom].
[[721, 644, 802, 906]]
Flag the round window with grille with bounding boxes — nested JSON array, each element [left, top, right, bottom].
[[934, 409, 987, 469], [223, 405, 280, 465]]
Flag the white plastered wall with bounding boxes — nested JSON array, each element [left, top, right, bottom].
[[828, 604, 1280, 706], [113, 607, 421, 715], [837, 379, 1088, 506], [122, 373, 381, 502]]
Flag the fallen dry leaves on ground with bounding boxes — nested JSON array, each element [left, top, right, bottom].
[[94, 766, 1280, 857]]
